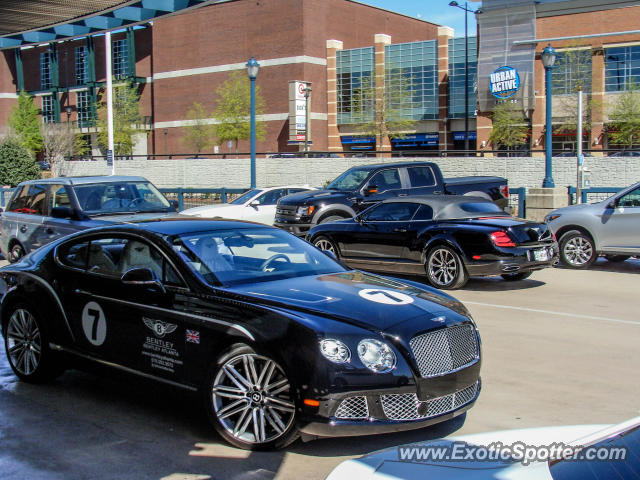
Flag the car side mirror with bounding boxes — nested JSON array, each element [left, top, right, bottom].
[[169, 200, 179, 211], [51, 206, 74, 219], [121, 267, 166, 294], [357, 215, 365, 225], [363, 185, 378, 196], [249, 201, 260, 208], [607, 200, 617, 209]]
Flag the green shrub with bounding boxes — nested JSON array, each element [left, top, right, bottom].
[[0, 138, 41, 187]]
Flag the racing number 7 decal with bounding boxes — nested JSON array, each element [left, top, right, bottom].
[[81, 301, 107, 346]]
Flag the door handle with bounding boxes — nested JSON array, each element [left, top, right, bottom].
[[19, 225, 27, 233], [393, 228, 407, 233], [398, 193, 408, 197], [433, 190, 442, 195]]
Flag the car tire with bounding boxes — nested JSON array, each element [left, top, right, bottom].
[[559, 230, 597, 269], [604, 255, 630, 263], [318, 215, 345, 224], [3, 302, 63, 383], [205, 344, 299, 450], [8, 243, 26, 263], [313, 235, 338, 256], [425, 245, 469, 290], [501, 271, 532, 281]]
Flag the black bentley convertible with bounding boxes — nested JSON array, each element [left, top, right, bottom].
[[0, 218, 481, 450], [308, 196, 558, 289]]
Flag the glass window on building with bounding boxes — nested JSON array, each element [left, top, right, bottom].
[[336, 47, 375, 125], [552, 50, 592, 95], [40, 51, 54, 89], [385, 40, 438, 121], [75, 46, 88, 85], [41, 95, 55, 123], [605, 46, 640, 92], [112, 39, 129, 79], [77, 91, 92, 127], [448, 37, 477, 119]]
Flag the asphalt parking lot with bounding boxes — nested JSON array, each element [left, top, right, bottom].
[[0, 258, 639, 480]]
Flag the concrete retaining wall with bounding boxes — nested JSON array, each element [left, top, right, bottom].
[[59, 156, 640, 189]]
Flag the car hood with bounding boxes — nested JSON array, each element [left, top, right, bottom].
[[88, 211, 179, 223], [227, 270, 470, 332], [548, 202, 600, 216], [180, 204, 238, 216], [326, 423, 614, 480], [278, 189, 347, 206]]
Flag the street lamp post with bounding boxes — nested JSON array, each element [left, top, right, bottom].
[[302, 84, 312, 152], [541, 44, 557, 188], [449, 1, 482, 156], [246, 57, 260, 189], [65, 105, 73, 160]]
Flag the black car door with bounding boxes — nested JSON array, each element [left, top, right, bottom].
[[403, 203, 437, 263], [338, 202, 419, 263], [56, 234, 193, 383]]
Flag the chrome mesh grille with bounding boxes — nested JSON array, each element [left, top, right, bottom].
[[334, 396, 369, 419], [409, 324, 478, 378], [381, 382, 478, 421]]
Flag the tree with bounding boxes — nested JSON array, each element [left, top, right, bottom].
[[350, 69, 417, 147], [0, 138, 41, 186], [96, 82, 143, 155], [8, 91, 43, 155], [182, 102, 216, 154], [488, 101, 529, 149], [213, 70, 266, 154], [40, 122, 76, 176], [607, 85, 640, 148]]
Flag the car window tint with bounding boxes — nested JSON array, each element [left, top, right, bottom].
[[369, 169, 401, 192], [74, 185, 106, 211], [407, 167, 436, 187], [6, 186, 28, 212], [618, 187, 640, 207], [255, 189, 285, 205], [411, 204, 434, 221], [49, 184, 71, 211], [366, 202, 419, 221], [459, 202, 504, 213], [59, 241, 91, 269]]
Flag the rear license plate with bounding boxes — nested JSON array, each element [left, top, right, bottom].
[[533, 248, 549, 261]]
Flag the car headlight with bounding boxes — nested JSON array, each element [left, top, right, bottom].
[[320, 339, 351, 364], [357, 339, 396, 373], [297, 205, 316, 216]]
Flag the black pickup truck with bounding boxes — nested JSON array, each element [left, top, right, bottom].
[[274, 161, 509, 236]]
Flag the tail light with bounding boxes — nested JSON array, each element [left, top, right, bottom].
[[500, 184, 509, 198], [490, 231, 516, 247]]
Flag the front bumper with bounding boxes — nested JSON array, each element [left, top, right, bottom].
[[274, 220, 312, 236], [298, 379, 481, 438]]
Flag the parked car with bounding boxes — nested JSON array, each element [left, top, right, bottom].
[[545, 181, 640, 268], [326, 416, 640, 480], [0, 218, 481, 450], [0, 176, 176, 263], [308, 196, 558, 289], [180, 185, 316, 225], [274, 162, 509, 237], [609, 150, 640, 157], [554, 151, 593, 157]]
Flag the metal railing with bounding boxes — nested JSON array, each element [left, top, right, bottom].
[[567, 186, 623, 205], [159, 187, 248, 210]]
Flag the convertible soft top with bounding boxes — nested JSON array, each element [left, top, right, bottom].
[[379, 195, 510, 220]]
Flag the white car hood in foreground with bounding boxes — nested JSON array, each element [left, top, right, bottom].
[[180, 204, 239, 217], [326, 421, 627, 480]]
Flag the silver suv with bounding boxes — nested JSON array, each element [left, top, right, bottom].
[[545, 182, 640, 268], [0, 176, 176, 263]]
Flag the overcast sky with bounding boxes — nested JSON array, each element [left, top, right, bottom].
[[353, 0, 482, 37]]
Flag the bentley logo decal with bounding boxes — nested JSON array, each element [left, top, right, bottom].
[[358, 289, 414, 305], [143, 318, 178, 338]]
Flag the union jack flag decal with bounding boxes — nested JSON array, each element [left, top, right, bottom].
[[186, 329, 200, 344]]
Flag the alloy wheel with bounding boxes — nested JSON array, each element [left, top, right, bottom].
[[211, 353, 295, 445], [428, 248, 458, 287], [6, 308, 42, 376], [314, 238, 335, 254], [563, 235, 593, 266]]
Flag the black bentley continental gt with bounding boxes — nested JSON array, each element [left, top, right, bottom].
[[308, 196, 559, 289], [0, 219, 481, 450]]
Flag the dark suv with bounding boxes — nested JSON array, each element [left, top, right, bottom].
[[0, 176, 176, 263]]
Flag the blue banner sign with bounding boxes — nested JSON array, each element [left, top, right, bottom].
[[489, 66, 520, 99]]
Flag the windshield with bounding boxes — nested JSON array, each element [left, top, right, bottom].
[[171, 227, 347, 286], [230, 189, 263, 205], [326, 167, 373, 191], [74, 181, 172, 214]]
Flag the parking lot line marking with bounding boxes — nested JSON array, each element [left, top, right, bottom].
[[464, 301, 640, 326]]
